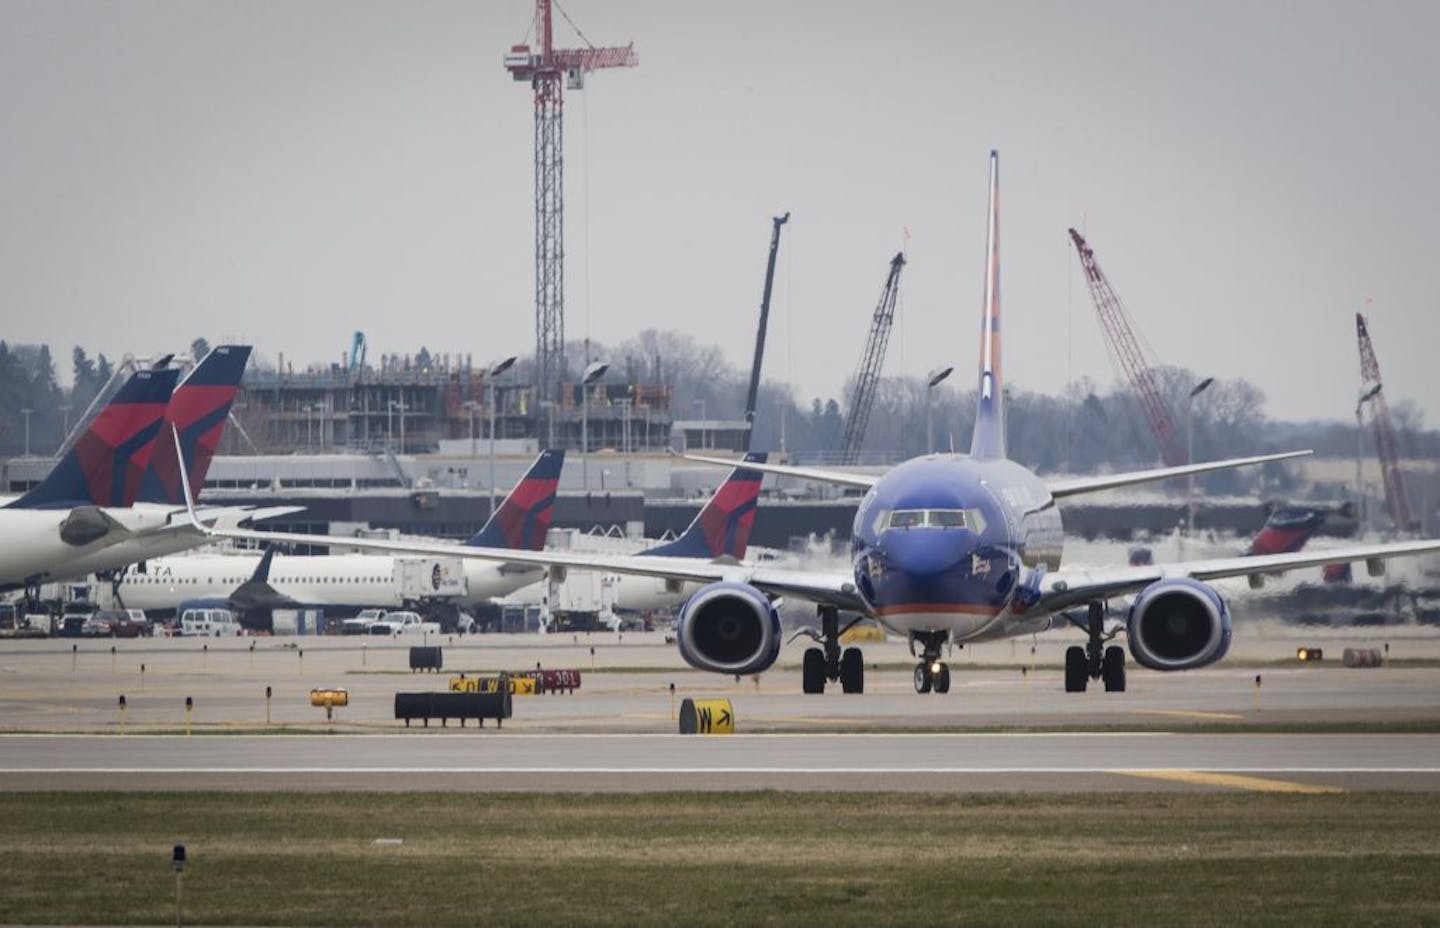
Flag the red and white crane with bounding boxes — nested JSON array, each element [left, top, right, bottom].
[[1354, 312, 1414, 532], [504, 1, 637, 408], [1068, 228, 1186, 466]]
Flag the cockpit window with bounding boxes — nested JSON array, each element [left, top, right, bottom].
[[888, 510, 926, 529], [884, 509, 982, 531]]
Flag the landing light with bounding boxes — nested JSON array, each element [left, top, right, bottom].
[[930, 661, 942, 675]]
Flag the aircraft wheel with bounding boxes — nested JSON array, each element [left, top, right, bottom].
[[913, 663, 932, 694], [1064, 645, 1088, 693], [840, 647, 864, 694], [932, 663, 951, 694], [1102, 645, 1127, 693], [802, 647, 826, 694]]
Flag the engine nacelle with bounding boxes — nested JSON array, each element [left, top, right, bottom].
[[675, 581, 782, 676], [1127, 577, 1231, 671]]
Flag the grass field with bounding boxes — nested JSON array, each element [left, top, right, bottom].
[[3, 792, 1438, 926]]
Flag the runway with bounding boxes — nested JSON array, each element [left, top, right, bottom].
[[4, 731, 1439, 792]]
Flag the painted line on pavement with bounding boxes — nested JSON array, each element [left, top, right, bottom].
[[1117, 769, 1344, 794]]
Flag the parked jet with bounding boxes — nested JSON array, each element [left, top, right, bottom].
[[116, 450, 566, 618], [504, 452, 767, 616], [0, 346, 269, 598], [188, 152, 1440, 695]]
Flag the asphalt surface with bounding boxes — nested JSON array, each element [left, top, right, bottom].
[[2, 628, 1438, 792]]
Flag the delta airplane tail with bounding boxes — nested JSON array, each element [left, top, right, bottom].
[[969, 150, 1006, 461], [465, 449, 565, 550], [641, 452, 767, 559], [8, 366, 180, 509], [136, 345, 252, 506]]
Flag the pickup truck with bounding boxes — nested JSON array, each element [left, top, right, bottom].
[[368, 611, 440, 636], [341, 608, 387, 636]]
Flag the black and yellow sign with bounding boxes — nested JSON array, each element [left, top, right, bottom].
[[450, 675, 537, 695], [308, 688, 348, 707], [679, 697, 734, 735]]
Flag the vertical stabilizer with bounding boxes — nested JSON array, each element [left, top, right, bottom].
[[641, 452, 767, 559], [465, 449, 565, 550], [136, 345, 252, 506], [969, 150, 1006, 460], [9, 367, 180, 509]]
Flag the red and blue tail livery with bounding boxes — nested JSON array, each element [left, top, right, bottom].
[[642, 452, 766, 559], [9, 367, 180, 509], [137, 345, 252, 506], [465, 449, 565, 551]]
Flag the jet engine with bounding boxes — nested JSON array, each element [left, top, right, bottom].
[[675, 581, 782, 676], [1126, 577, 1231, 671]]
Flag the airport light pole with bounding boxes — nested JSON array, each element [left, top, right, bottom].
[[1186, 377, 1214, 535], [20, 408, 32, 457], [57, 405, 69, 454], [694, 399, 706, 450], [464, 401, 479, 456], [580, 360, 609, 491], [486, 356, 517, 517], [925, 366, 954, 455], [1356, 382, 1383, 532]]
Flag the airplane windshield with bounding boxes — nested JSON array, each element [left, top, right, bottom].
[[884, 509, 982, 531]]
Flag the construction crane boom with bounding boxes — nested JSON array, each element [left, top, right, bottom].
[[1068, 228, 1186, 466], [1355, 312, 1414, 531], [744, 213, 789, 450], [839, 252, 906, 464], [503, 1, 637, 416]]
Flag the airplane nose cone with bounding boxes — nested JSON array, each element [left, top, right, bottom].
[[879, 531, 967, 578]]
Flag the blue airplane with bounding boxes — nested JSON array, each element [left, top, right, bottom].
[[187, 151, 1440, 695]]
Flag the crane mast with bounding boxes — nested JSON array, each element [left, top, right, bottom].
[[1355, 312, 1414, 531], [504, 1, 637, 412], [744, 213, 789, 451], [1068, 228, 1186, 466], [839, 252, 906, 465]]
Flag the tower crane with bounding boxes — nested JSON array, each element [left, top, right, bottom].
[[839, 252, 906, 465], [1068, 229, 1186, 466], [504, 1, 637, 409], [1355, 312, 1414, 531]]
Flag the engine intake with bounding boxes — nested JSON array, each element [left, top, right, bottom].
[[675, 582, 781, 676], [1127, 578, 1231, 671]]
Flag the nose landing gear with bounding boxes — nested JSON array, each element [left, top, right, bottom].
[[909, 631, 952, 694]]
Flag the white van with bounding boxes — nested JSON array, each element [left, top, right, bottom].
[[179, 607, 242, 637]]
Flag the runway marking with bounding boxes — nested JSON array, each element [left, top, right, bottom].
[[1129, 709, 1245, 721], [1117, 769, 1344, 794], [0, 767, 1433, 776]]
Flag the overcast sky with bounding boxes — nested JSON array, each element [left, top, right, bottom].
[[1, 0, 1436, 424]]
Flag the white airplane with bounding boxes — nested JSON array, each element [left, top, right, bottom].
[[0, 346, 282, 601], [186, 151, 1440, 695], [503, 452, 769, 616], [109, 450, 567, 618]]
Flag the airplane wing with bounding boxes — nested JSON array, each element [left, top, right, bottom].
[[679, 452, 878, 490], [1044, 450, 1311, 499], [1036, 537, 1440, 614], [677, 449, 1310, 498]]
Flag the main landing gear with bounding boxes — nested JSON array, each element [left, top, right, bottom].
[[793, 606, 865, 694], [910, 631, 952, 694], [1064, 601, 1126, 693]]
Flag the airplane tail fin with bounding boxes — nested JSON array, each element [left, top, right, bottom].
[[8, 366, 180, 509], [465, 449, 565, 550], [969, 150, 1006, 460], [641, 452, 766, 559], [1245, 505, 1327, 557], [136, 345, 252, 506]]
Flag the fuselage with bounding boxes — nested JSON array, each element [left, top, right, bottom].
[[108, 551, 541, 613], [0, 504, 179, 589], [851, 454, 1064, 641]]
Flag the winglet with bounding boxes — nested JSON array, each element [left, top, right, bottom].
[[172, 424, 208, 535], [970, 150, 1006, 460]]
